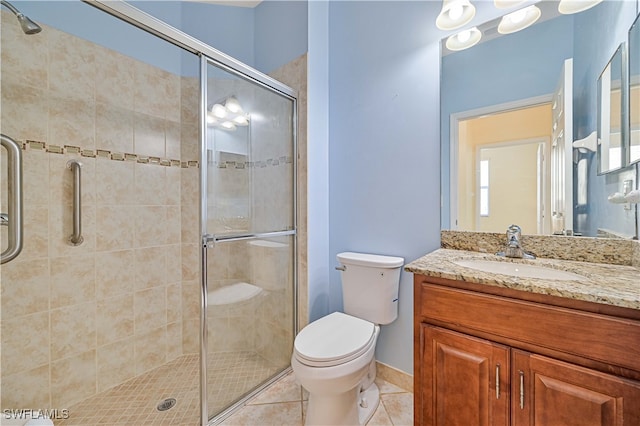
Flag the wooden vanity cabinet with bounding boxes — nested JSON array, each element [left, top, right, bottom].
[[421, 325, 510, 426], [414, 276, 640, 426], [511, 350, 640, 426]]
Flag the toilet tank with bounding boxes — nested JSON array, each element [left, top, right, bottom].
[[337, 252, 404, 325]]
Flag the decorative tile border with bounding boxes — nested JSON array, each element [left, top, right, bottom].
[[22, 139, 292, 171], [23, 139, 199, 168], [214, 156, 293, 169]]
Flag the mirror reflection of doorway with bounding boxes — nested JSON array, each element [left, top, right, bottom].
[[456, 103, 552, 235], [476, 140, 546, 234]]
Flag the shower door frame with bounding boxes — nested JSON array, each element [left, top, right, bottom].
[[200, 57, 298, 424], [83, 2, 299, 425]]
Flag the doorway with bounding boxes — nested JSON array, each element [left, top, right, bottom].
[[453, 101, 553, 235]]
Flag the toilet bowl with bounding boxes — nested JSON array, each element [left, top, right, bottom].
[[291, 252, 404, 426], [292, 312, 381, 426]]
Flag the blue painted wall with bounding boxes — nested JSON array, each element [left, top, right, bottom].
[[572, 0, 638, 237], [307, 0, 331, 323], [327, 1, 442, 373], [440, 15, 575, 229], [178, 1, 255, 69], [254, 0, 308, 73]]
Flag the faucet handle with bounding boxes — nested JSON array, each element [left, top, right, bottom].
[[505, 224, 523, 250], [507, 224, 522, 235]]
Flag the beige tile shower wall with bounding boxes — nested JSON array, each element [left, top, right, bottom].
[[179, 75, 201, 355], [205, 241, 253, 355], [251, 238, 295, 367], [0, 14, 199, 410], [269, 54, 308, 330]]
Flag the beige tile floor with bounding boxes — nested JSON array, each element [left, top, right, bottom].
[[219, 371, 414, 426], [54, 352, 412, 426]]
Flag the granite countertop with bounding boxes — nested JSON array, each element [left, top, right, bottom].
[[405, 248, 640, 310]]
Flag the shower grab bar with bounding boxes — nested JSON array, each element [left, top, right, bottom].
[[1, 134, 23, 264], [204, 229, 296, 246], [67, 160, 83, 246]]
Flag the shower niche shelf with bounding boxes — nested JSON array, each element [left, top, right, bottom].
[[207, 282, 263, 307]]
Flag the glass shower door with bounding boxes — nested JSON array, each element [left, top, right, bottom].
[[201, 58, 297, 421]]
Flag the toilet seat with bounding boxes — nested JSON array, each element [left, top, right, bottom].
[[294, 312, 376, 367]]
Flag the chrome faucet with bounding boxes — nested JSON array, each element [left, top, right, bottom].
[[497, 224, 536, 259]]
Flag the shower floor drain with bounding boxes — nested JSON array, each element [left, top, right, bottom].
[[157, 398, 177, 412]]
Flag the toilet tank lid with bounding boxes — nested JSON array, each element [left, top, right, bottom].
[[337, 252, 404, 268]]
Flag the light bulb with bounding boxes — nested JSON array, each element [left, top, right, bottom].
[[206, 112, 217, 125], [232, 115, 249, 126], [446, 26, 481, 51], [220, 121, 236, 131], [211, 104, 227, 119], [436, 0, 476, 31], [448, 4, 464, 21], [509, 9, 526, 23], [225, 97, 243, 114], [497, 5, 540, 34], [457, 30, 471, 43]]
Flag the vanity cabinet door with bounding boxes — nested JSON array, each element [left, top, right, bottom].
[[420, 325, 510, 426], [511, 350, 640, 426]]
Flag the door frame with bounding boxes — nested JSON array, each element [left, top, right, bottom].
[[449, 94, 553, 230]]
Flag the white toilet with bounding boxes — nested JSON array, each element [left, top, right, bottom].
[[291, 251, 404, 426]]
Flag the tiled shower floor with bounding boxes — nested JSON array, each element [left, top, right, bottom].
[[56, 351, 279, 426], [55, 352, 413, 426]]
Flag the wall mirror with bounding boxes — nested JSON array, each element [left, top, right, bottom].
[[441, 0, 639, 239], [597, 44, 625, 174], [630, 13, 640, 165]]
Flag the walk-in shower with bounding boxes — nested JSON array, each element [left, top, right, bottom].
[[0, 1, 298, 425]]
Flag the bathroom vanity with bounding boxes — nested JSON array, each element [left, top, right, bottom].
[[407, 247, 640, 426]]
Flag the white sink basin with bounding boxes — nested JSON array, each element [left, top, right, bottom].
[[453, 259, 585, 281]]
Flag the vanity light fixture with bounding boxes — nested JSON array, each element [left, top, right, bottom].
[[436, 0, 476, 31], [497, 4, 541, 34], [211, 103, 228, 119], [225, 96, 243, 114], [446, 27, 482, 51], [493, 0, 526, 9], [558, 0, 603, 15], [232, 115, 249, 126], [220, 121, 237, 131], [208, 96, 250, 131]]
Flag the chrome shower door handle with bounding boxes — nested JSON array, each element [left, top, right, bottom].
[[67, 160, 83, 246], [1, 134, 23, 264]]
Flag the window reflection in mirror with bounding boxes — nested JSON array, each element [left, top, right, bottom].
[[630, 14, 640, 165]]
